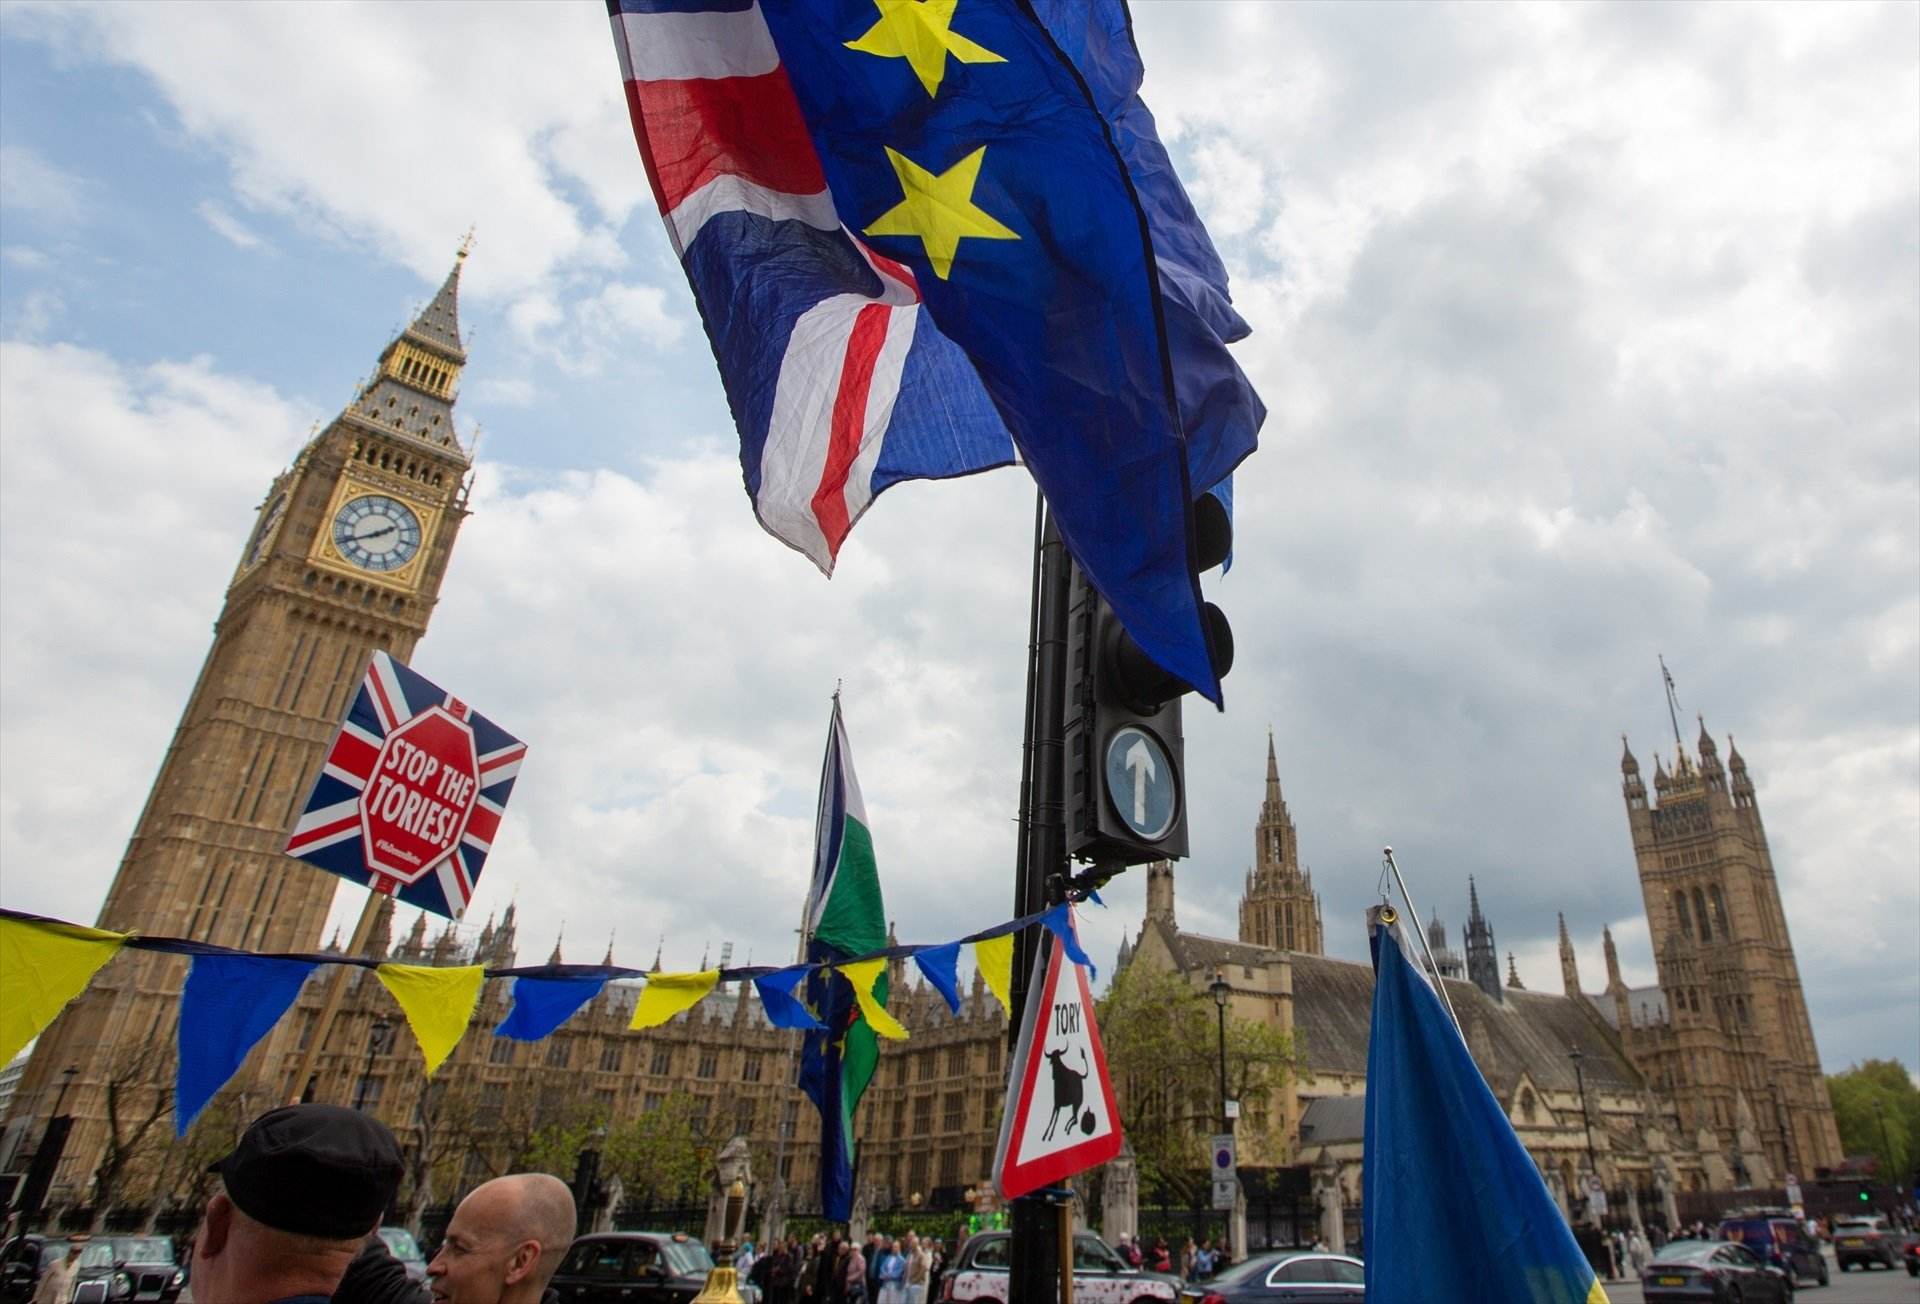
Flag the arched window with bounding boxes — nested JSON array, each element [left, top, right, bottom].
[[1708, 885, 1729, 937], [1674, 891, 1693, 938], [1692, 888, 1712, 941]]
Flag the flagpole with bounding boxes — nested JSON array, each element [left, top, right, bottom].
[[1379, 846, 1464, 1035]]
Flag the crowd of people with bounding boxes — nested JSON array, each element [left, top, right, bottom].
[[735, 1228, 946, 1303]]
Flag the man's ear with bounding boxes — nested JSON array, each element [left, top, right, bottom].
[[199, 1193, 233, 1258], [503, 1240, 541, 1285]]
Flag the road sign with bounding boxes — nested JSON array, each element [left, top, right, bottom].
[[1211, 1133, 1236, 1181], [993, 928, 1123, 1201], [1103, 725, 1177, 840], [1212, 1178, 1237, 1211]]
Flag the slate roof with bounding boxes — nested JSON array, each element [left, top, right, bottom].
[[1195, 939, 1647, 1098], [1297, 1094, 1366, 1145]]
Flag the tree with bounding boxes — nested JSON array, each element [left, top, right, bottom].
[[87, 1036, 176, 1229], [1097, 963, 1295, 1205], [1827, 1059, 1918, 1184]]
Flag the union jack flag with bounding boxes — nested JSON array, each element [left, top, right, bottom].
[[286, 652, 526, 920]]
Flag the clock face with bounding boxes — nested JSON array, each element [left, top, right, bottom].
[[243, 492, 287, 567], [332, 494, 423, 572]]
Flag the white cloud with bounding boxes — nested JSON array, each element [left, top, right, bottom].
[[0, 144, 89, 221], [196, 199, 267, 250]]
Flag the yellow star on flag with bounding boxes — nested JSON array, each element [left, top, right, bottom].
[[864, 145, 1019, 280], [845, 0, 1005, 98]]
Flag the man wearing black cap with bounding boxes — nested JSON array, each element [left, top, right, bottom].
[[193, 1103, 405, 1304]]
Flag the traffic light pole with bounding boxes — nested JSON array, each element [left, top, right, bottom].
[[1009, 493, 1069, 1301]]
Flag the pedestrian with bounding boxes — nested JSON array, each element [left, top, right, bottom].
[[425, 1173, 578, 1304], [864, 1234, 883, 1303], [31, 1236, 85, 1304], [1179, 1237, 1196, 1279], [1148, 1238, 1172, 1274], [191, 1103, 405, 1304], [1627, 1229, 1646, 1273], [333, 1234, 431, 1304], [875, 1236, 906, 1303], [761, 1238, 796, 1304], [902, 1232, 930, 1304], [842, 1237, 868, 1304]]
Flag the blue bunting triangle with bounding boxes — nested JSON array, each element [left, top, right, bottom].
[[755, 966, 824, 1030], [176, 954, 318, 1134], [913, 943, 963, 1014], [495, 975, 608, 1041], [1040, 904, 1096, 980]]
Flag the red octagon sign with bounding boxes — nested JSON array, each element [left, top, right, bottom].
[[358, 705, 481, 885]]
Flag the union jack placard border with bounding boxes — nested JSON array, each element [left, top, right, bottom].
[[286, 652, 526, 919]]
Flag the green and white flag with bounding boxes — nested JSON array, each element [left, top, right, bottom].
[[800, 695, 889, 1221]]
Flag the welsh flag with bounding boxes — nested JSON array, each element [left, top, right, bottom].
[[799, 695, 888, 1222]]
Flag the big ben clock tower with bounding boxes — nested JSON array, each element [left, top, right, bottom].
[[7, 247, 478, 1209]]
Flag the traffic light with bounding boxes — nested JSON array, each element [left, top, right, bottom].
[[1063, 494, 1234, 867]]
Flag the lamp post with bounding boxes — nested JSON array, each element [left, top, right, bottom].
[[355, 1017, 391, 1112], [1873, 1099, 1894, 1180], [1208, 973, 1231, 1133], [1209, 973, 1234, 1260], [1568, 1047, 1601, 1223]]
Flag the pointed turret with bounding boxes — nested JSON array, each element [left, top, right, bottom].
[[548, 927, 565, 967], [1464, 877, 1501, 1001], [1558, 913, 1582, 996], [350, 242, 473, 456], [368, 895, 396, 959], [603, 932, 617, 968], [1622, 735, 1648, 810], [1697, 717, 1726, 789], [1727, 734, 1756, 808], [1507, 953, 1525, 990], [651, 936, 664, 974], [1603, 926, 1623, 989]]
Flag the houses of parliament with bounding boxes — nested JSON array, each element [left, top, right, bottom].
[[1, 266, 1842, 1237]]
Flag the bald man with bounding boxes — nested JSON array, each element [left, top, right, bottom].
[[428, 1174, 577, 1304]]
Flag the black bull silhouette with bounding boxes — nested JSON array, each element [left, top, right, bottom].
[[1042, 1045, 1096, 1141]]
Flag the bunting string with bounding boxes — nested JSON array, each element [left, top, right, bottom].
[[0, 900, 1095, 1127]]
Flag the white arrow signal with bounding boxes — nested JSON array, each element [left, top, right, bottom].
[[1124, 737, 1157, 827]]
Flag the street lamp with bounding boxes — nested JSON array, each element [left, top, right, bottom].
[[1208, 973, 1231, 1133], [355, 1017, 391, 1112], [1209, 973, 1234, 1261], [1566, 1044, 1597, 1221], [1873, 1099, 1894, 1179]]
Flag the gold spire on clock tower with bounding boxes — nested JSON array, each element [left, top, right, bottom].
[[5, 247, 479, 1209]]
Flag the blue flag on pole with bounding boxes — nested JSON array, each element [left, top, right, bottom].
[[610, 0, 1262, 704], [1364, 912, 1609, 1304]]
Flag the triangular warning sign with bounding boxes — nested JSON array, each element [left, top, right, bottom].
[[993, 926, 1122, 1200]]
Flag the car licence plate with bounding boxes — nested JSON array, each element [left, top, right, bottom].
[[1656, 1275, 1686, 1286], [1841, 1238, 1863, 1246]]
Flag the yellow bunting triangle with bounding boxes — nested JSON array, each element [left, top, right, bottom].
[[973, 935, 1013, 1017], [0, 917, 126, 1065], [837, 958, 907, 1040], [630, 970, 719, 1029], [376, 963, 485, 1077]]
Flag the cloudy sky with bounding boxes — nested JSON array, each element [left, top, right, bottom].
[[1, 1, 1914, 1077]]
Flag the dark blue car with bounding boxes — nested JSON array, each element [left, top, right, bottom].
[[1175, 1250, 1363, 1303]]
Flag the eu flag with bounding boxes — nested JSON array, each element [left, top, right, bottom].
[[1364, 909, 1610, 1304], [611, 0, 1261, 706]]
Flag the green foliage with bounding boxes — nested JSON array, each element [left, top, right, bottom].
[[1828, 1059, 1918, 1183], [1096, 963, 1295, 1205], [520, 1090, 707, 1207]]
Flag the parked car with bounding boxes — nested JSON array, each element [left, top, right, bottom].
[[1642, 1238, 1794, 1303], [939, 1230, 1180, 1302], [1177, 1249, 1364, 1302], [1717, 1214, 1828, 1287], [0, 1235, 186, 1304], [1831, 1215, 1900, 1271], [549, 1233, 755, 1303], [377, 1226, 429, 1283]]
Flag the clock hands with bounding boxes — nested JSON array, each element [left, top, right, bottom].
[[347, 521, 400, 545]]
